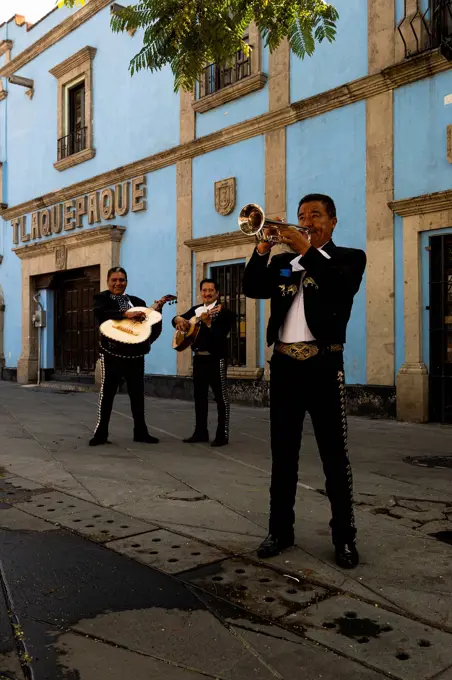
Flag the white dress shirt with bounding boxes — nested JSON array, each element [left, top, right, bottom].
[[279, 246, 331, 343], [195, 300, 218, 318]]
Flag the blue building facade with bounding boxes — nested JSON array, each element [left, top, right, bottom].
[[0, 0, 451, 423]]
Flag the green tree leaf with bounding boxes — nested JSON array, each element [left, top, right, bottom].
[[60, 0, 338, 92]]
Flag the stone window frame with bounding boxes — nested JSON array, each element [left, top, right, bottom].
[[49, 46, 97, 172], [390, 191, 452, 423], [14, 225, 124, 384], [184, 230, 263, 379], [192, 23, 267, 114], [0, 40, 12, 101]]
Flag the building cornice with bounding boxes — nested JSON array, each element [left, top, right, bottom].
[[2, 49, 452, 221], [0, 0, 110, 79], [184, 230, 250, 252], [49, 46, 97, 79], [0, 40, 13, 57], [389, 189, 452, 217], [13, 225, 125, 259]]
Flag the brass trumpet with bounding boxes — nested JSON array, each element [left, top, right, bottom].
[[238, 203, 311, 243]]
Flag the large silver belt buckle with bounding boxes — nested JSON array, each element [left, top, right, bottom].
[[277, 342, 318, 361]]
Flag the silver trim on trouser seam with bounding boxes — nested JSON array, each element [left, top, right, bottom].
[[94, 354, 106, 436], [337, 369, 355, 529], [219, 358, 230, 439]]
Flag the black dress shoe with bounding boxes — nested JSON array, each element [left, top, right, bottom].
[[211, 438, 228, 447], [183, 434, 209, 443], [89, 436, 109, 447], [335, 542, 359, 569], [133, 433, 159, 444], [257, 533, 295, 559]]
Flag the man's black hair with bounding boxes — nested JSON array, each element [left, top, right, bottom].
[[107, 266, 127, 280], [298, 194, 336, 219], [200, 278, 218, 291]]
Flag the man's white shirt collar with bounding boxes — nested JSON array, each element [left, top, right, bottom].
[[195, 300, 218, 317]]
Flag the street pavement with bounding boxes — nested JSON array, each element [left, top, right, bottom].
[[0, 380, 451, 680]]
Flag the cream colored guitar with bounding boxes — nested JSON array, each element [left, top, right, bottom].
[[100, 294, 177, 358]]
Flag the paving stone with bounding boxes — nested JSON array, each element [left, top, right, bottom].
[[184, 557, 329, 620], [285, 595, 452, 680], [106, 529, 226, 574], [54, 632, 214, 680], [5, 476, 45, 491], [158, 524, 264, 554], [388, 507, 446, 523], [398, 499, 448, 513], [418, 520, 452, 536], [0, 506, 58, 532], [235, 628, 386, 680]]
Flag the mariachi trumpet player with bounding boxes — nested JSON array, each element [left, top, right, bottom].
[[242, 194, 366, 569]]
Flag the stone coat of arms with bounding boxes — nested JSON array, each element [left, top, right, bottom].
[[55, 245, 67, 271], [215, 178, 236, 216]]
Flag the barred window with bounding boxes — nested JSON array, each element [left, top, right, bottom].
[[210, 262, 246, 366], [199, 30, 251, 98]]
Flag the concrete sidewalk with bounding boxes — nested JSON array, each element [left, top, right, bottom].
[[0, 381, 451, 680]]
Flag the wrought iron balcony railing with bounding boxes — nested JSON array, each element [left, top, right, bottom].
[[57, 126, 87, 161], [398, 0, 452, 59], [200, 44, 251, 98]]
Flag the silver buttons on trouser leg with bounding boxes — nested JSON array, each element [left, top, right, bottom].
[[337, 370, 355, 530], [219, 358, 230, 439], [93, 354, 106, 436]]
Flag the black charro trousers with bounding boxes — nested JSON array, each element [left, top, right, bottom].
[[192, 354, 230, 440], [94, 353, 148, 438], [269, 350, 356, 545]]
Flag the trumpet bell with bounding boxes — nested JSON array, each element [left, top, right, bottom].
[[238, 203, 265, 236]]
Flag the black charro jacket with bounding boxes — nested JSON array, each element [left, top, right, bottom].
[[242, 241, 366, 347], [93, 290, 162, 345], [171, 303, 234, 358]]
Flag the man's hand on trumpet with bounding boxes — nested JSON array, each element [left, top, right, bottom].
[[278, 225, 311, 256], [256, 220, 284, 255]]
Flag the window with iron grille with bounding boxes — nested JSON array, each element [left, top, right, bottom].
[[57, 81, 87, 161], [200, 31, 251, 98], [210, 262, 246, 367], [398, 0, 452, 58]]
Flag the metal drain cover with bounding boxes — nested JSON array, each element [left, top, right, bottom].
[[16, 491, 103, 520], [404, 456, 452, 469], [106, 529, 226, 574], [290, 595, 452, 680], [184, 558, 328, 620], [57, 508, 154, 542], [16, 491, 154, 541]]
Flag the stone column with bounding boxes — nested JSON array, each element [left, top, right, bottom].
[[263, 39, 290, 378], [366, 0, 396, 388], [17, 264, 38, 384], [176, 88, 195, 376], [396, 215, 428, 422]]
